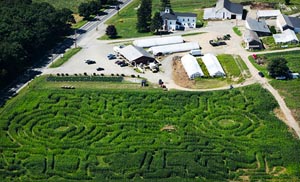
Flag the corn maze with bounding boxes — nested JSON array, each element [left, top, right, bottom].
[[1, 85, 300, 181]]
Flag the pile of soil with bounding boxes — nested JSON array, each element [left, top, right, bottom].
[[172, 56, 195, 88], [249, 2, 276, 10]]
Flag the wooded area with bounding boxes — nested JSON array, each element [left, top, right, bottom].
[[0, 0, 74, 89]]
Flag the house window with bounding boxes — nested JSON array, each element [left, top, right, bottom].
[[169, 22, 172, 25], [188, 19, 189, 21], [183, 19, 185, 21], [193, 19, 195, 22]]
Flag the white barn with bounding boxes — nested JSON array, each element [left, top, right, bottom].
[[277, 14, 300, 33], [202, 53, 225, 77], [256, 10, 281, 20], [133, 36, 184, 48], [204, 0, 243, 20], [181, 54, 204, 79], [273, 29, 299, 44], [148, 42, 199, 55]]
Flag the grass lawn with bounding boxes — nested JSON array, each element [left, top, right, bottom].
[[1, 76, 300, 181], [233, 26, 242, 36], [194, 54, 250, 89], [103, 0, 207, 39], [49, 47, 82, 68], [250, 50, 300, 121], [261, 36, 300, 50]]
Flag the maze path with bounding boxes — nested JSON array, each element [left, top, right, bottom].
[[1, 88, 297, 181]]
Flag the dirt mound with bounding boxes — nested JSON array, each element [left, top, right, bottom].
[[172, 56, 195, 88]]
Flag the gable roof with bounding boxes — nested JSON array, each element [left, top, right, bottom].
[[118, 45, 154, 62], [246, 17, 271, 33], [243, 29, 260, 43], [160, 12, 177, 20], [175, 12, 197, 17], [256, 10, 281, 18], [273, 29, 299, 43], [216, 0, 243, 15], [278, 14, 300, 28], [133, 36, 184, 48]]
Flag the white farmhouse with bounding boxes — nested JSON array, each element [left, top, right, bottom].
[[204, 0, 243, 20], [160, 8, 197, 31]]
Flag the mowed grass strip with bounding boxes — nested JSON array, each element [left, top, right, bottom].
[[50, 47, 82, 68]]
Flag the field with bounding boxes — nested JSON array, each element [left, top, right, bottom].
[[1, 76, 300, 181]]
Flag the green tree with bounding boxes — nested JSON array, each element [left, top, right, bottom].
[[106, 25, 118, 38], [150, 12, 163, 34], [78, 1, 101, 19], [160, 0, 171, 10], [267, 58, 290, 78], [285, 0, 291, 5], [136, 0, 152, 33]]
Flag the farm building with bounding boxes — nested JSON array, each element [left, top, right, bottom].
[[202, 53, 226, 77], [245, 17, 271, 36], [273, 29, 299, 44], [148, 42, 200, 55], [181, 54, 204, 79], [256, 10, 281, 20], [133, 36, 184, 48], [160, 7, 197, 31], [243, 30, 263, 50], [203, 0, 243, 20], [277, 14, 300, 33], [118, 45, 155, 65]]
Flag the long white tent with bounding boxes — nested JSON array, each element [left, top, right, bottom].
[[181, 54, 204, 79], [133, 36, 184, 48], [148, 42, 199, 55], [202, 53, 225, 77]]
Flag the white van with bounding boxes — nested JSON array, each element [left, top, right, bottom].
[[189, 49, 202, 56]]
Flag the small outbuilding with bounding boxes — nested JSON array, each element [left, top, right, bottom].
[[133, 36, 184, 48], [273, 29, 299, 44], [118, 45, 155, 65], [256, 10, 281, 20], [204, 0, 243, 20], [202, 53, 226, 77], [181, 54, 204, 79], [243, 30, 263, 50], [148, 42, 200, 55], [245, 17, 271, 36]]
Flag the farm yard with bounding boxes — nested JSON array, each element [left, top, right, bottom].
[[1, 77, 300, 181]]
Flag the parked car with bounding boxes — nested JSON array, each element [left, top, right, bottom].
[[96, 67, 104, 71], [223, 34, 231, 40], [209, 40, 226, 47], [117, 61, 125, 65], [107, 54, 116, 60], [85, 59, 96, 64], [115, 60, 122, 64], [258, 72, 264, 77], [120, 63, 128, 67]]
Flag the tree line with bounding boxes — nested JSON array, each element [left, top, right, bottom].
[[0, 0, 74, 89]]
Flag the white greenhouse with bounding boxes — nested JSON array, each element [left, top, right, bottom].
[[273, 29, 299, 44], [202, 53, 225, 77], [133, 36, 184, 48], [148, 42, 199, 55], [181, 54, 204, 79]]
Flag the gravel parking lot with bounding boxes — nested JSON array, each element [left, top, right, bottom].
[[44, 19, 248, 87]]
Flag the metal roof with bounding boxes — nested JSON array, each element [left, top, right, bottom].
[[202, 53, 225, 77], [243, 30, 260, 43], [175, 12, 197, 17], [181, 54, 204, 79], [246, 17, 271, 33], [133, 36, 184, 48], [148, 42, 199, 55], [273, 29, 299, 43], [256, 10, 281, 18], [118, 45, 154, 62], [278, 14, 300, 29], [216, 0, 243, 15]]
